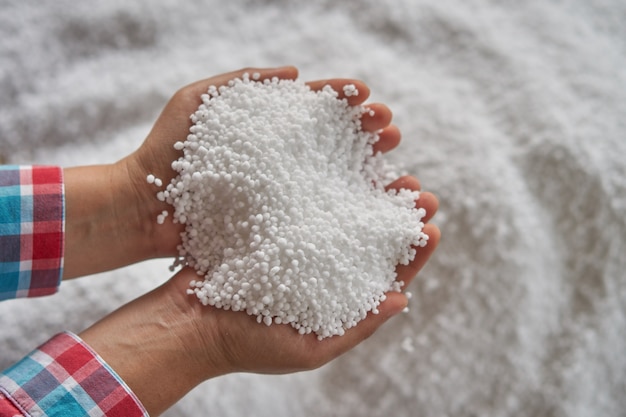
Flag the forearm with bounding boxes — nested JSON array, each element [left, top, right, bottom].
[[62, 163, 156, 279]]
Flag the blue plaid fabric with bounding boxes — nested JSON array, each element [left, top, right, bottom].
[[0, 165, 65, 300]]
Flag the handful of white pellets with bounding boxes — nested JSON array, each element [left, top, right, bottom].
[[149, 73, 428, 339]]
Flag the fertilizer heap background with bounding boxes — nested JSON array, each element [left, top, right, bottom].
[[1, 1, 625, 417]]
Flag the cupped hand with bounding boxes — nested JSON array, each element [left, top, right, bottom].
[[119, 66, 407, 259], [81, 204, 438, 417], [107, 192, 436, 415]]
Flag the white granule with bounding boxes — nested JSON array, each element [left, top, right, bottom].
[[160, 73, 428, 339], [156, 209, 169, 225], [343, 83, 359, 97], [147, 174, 163, 187]]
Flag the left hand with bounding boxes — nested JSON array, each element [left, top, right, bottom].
[[62, 66, 414, 278], [120, 66, 407, 258]]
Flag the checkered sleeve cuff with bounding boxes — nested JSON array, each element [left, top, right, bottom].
[[0, 165, 65, 300], [0, 332, 149, 417]]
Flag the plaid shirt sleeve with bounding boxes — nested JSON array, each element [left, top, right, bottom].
[[0, 332, 149, 417], [0, 165, 65, 300], [0, 167, 149, 416]]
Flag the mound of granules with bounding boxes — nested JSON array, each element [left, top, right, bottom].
[[151, 73, 428, 339]]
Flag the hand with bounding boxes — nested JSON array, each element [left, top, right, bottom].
[[79, 221, 439, 417], [79, 211, 439, 416], [120, 66, 409, 258], [61, 66, 419, 278], [78, 67, 440, 416]]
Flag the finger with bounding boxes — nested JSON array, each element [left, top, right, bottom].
[[372, 124, 401, 154], [415, 191, 439, 223], [385, 177, 440, 287], [360, 103, 393, 132], [386, 175, 421, 192], [385, 176, 439, 222], [395, 223, 441, 288], [306, 79, 370, 105], [305, 83, 399, 154]]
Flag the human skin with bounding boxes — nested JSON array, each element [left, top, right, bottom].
[[62, 67, 440, 415]]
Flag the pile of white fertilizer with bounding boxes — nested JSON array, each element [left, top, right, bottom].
[[151, 74, 428, 339]]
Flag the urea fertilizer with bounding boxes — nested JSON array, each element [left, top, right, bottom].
[[149, 73, 428, 339]]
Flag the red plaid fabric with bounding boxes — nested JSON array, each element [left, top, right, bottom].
[[0, 332, 148, 417], [0, 165, 65, 300]]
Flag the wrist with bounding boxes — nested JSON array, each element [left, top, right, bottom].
[[121, 150, 184, 259], [62, 163, 157, 278]]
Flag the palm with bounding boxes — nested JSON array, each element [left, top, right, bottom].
[[180, 214, 439, 377]]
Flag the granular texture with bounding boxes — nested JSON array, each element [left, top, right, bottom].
[[4, 2, 626, 416], [157, 74, 428, 339]]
